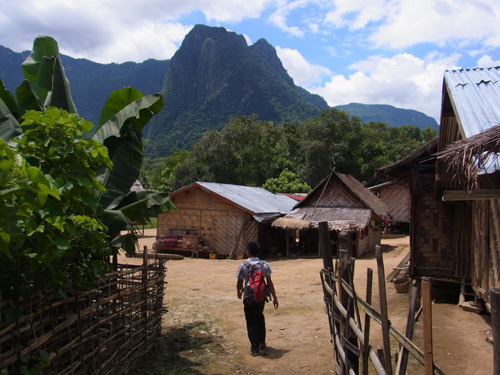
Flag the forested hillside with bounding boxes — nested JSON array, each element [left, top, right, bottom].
[[145, 111, 438, 192], [335, 103, 438, 129], [0, 44, 167, 126], [144, 25, 329, 157], [0, 25, 439, 161]]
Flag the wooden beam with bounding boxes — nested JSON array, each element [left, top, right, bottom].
[[443, 189, 500, 201], [490, 288, 500, 375], [422, 278, 434, 375], [376, 245, 393, 375], [386, 252, 410, 282]]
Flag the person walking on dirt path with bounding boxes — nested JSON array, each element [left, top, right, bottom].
[[236, 241, 279, 357]]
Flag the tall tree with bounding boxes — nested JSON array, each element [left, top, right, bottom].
[[296, 109, 362, 187]]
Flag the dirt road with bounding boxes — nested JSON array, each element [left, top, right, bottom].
[[127, 230, 493, 374]]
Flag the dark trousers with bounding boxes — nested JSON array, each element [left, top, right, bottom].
[[243, 299, 266, 353]]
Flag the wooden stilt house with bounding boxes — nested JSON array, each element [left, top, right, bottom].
[[377, 67, 500, 308], [155, 182, 297, 258], [272, 170, 388, 257], [434, 67, 500, 307]]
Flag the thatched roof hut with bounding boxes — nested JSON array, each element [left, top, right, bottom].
[[272, 170, 388, 257]]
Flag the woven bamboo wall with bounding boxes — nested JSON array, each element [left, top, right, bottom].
[[157, 188, 254, 255], [411, 167, 457, 277], [379, 184, 410, 222], [307, 178, 365, 208], [212, 214, 258, 256], [0, 262, 166, 374]]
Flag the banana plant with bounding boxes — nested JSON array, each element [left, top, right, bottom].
[[0, 35, 174, 255]]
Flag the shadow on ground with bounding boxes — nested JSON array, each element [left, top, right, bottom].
[[130, 322, 214, 375]]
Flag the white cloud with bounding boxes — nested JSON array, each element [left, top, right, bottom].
[[477, 55, 500, 68], [276, 46, 332, 87], [324, 0, 389, 29], [310, 52, 460, 121], [370, 0, 500, 49], [269, 0, 309, 37], [0, 0, 270, 63]]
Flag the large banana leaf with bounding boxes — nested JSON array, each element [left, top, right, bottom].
[[0, 80, 22, 141], [21, 36, 77, 114], [93, 89, 163, 206], [102, 190, 175, 254]]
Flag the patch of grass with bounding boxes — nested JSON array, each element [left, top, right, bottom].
[[144, 217, 157, 229]]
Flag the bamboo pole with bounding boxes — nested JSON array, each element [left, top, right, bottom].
[[376, 245, 393, 375], [422, 278, 433, 375], [491, 288, 500, 375], [396, 279, 419, 375], [321, 270, 444, 375], [362, 268, 373, 375]]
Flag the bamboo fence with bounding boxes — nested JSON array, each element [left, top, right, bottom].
[[0, 260, 166, 374]]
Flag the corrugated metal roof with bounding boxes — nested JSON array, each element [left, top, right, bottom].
[[174, 182, 297, 216], [444, 67, 500, 138]]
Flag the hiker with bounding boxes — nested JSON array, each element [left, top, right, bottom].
[[236, 241, 279, 357]]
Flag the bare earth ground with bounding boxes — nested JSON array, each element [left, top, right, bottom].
[[123, 229, 493, 375]]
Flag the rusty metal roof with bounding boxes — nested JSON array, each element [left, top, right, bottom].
[[171, 182, 297, 221], [444, 67, 500, 137]]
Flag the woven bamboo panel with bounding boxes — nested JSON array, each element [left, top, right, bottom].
[[0, 261, 166, 374], [412, 169, 456, 276], [379, 185, 410, 222], [212, 215, 256, 256], [307, 179, 364, 208]]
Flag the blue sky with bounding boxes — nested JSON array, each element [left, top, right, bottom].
[[2, 0, 500, 121]]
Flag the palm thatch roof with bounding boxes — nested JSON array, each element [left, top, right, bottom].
[[436, 123, 500, 190], [272, 207, 372, 231], [272, 169, 387, 231]]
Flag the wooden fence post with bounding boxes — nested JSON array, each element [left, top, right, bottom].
[[320, 221, 333, 271], [490, 288, 500, 375], [422, 278, 433, 375], [362, 268, 373, 375], [396, 278, 420, 375], [376, 245, 392, 375]]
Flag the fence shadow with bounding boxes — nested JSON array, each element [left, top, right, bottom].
[[130, 321, 217, 375]]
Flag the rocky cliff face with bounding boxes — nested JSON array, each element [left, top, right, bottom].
[[144, 25, 328, 157]]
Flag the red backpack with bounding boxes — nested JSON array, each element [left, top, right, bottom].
[[244, 261, 267, 302]]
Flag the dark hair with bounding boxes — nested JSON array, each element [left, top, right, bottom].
[[246, 242, 260, 256]]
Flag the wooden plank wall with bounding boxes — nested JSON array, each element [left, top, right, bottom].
[[471, 200, 489, 301], [489, 199, 500, 300]]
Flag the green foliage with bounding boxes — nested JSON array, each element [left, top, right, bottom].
[[0, 36, 173, 312], [0, 109, 112, 305], [156, 109, 433, 191], [157, 150, 191, 192], [262, 169, 310, 193], [422, 126, 438, 142], [296, 109, 362, 186], [170, 116, 288, 189]]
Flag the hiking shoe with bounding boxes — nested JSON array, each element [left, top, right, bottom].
[[251, 351, 262, 357], [259, 343, 267, 350]]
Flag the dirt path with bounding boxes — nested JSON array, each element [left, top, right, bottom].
[[126, 230, 493, 374]]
